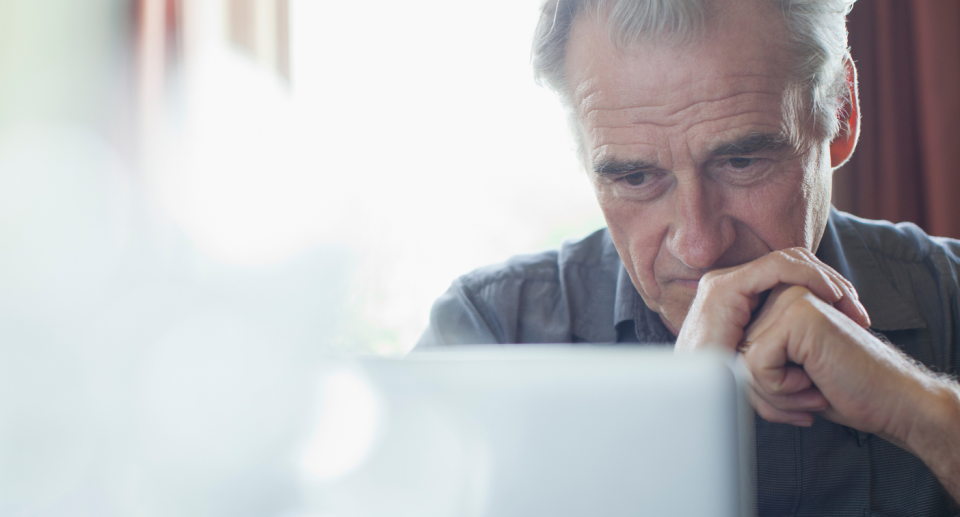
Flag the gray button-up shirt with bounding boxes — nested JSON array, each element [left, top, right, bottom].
[[418, 208, 960, 516]]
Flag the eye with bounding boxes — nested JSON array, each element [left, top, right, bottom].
[[728, 157, 755, 169], [622, 172, 647, 185]]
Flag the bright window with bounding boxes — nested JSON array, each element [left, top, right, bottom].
[[157, 0, 605, 352]]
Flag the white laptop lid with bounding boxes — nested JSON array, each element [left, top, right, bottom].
[[300, 346, 755, 517]]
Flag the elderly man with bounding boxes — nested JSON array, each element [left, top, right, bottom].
[[418, 0, 960, 513]]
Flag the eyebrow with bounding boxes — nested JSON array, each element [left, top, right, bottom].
[[593, 159, 659, 176], [592, 132, 790, 175], [709, 133, 789, 157]]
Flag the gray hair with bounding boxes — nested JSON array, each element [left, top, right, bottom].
[[532, 0, 857, 158]]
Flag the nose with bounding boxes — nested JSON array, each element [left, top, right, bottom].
[[665, 176, 735, 270]]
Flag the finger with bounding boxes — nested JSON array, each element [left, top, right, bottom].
[[737, 352, 826, 414], [783, 248, 870, 328], [678, 248, 865, 354], [747, 388, 816, 427], [742, 301, 829, 395], [790, 247, 868, 326], [720, 250, 845, 308], [683, 253, 843, 351], [741, 284, 790, 342], [751, 384, 829, 413], [742, 337, 830, 411], [789, 247, 858, 297], [744, 302, 818, 388], [675, 285, 759, 353], [832, 295, 871, 328], [754, 363, 816, 396]]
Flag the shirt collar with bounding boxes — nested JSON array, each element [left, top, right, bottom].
[[566, 229, 674, 343], [613, 264, 636, 327], [567, 229, 623, 343]]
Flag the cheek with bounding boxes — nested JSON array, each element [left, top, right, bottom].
[[731, 169, 812, 249], [594, 188, 666, 300]]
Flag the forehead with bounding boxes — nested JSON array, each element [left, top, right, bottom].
[[564, 1, 793, 145]]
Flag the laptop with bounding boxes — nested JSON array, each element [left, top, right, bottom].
[[300, 346, 755, 517]]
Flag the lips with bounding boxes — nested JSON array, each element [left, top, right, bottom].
[[672, 278, 701, 289]]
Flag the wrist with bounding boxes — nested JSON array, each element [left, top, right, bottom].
[[894, 377, 960, 481]]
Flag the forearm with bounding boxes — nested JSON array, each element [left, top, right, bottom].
[[890, 376, 960, 504]]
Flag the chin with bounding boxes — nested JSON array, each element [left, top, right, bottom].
[[658, 300, 692, 333]]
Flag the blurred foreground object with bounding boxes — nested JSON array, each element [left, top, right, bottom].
[[0, 0, 604, 513], [0, 1, 343, 515], [300, 347, 754, 517]]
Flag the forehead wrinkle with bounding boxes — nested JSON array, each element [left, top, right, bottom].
[[588, 121, 788, 171], [589, 137, 660, 155], [660, 90, 783, 120], [591, 128, 658, 148], [590, 142, 662, 165], [680, 110, 786, 133], [589, 130, 665, 152], [583, 90, 783, 130], [588, 120, 677, 134], [586, 125, 663, 153], [576, 69, 783, 116], [683, 113, 786, 140], [575, 71, 783, 109], [587, 109, 785, 152]]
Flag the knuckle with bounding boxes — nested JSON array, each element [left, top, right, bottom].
[[792, 246, 816, 259], [767, 378, 790, 395], [754, 371, 787, 396], [769, 283, 811, 307], [769, 249, 791, 262], [771, 249, 804, 268], [782, 294, 832, 328], [779, 287, 816, 313], [785, 283, 813, 297]]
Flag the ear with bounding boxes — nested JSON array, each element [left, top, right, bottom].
[[829, 55, 860, 168]]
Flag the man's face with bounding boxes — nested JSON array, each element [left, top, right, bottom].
[[564, 0, 833, 334]]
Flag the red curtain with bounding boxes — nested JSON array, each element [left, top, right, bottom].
[[833, 1, 960, 239]]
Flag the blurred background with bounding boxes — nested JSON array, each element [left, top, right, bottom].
[[0, 0, 601, 515], [0, 0, 956, 515]]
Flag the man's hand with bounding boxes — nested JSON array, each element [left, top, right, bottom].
[[675, 247, 870, 360], [675, 247, 960, 503], [742, 284, 923, 433], [674, 248, 871, 428]]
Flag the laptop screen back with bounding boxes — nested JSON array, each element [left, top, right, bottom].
[[301, 346, 755, 517]]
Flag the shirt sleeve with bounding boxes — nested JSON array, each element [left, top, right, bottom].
[[415, 279, 503, 347]]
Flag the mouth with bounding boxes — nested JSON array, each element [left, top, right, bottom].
[[672, 278, 701, 290]]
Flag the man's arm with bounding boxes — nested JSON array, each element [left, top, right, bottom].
[[740, 283, 960, 503], [417, 281, 502, 347], [676, 248, 960, 503], [900, 377, 960, 503]]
